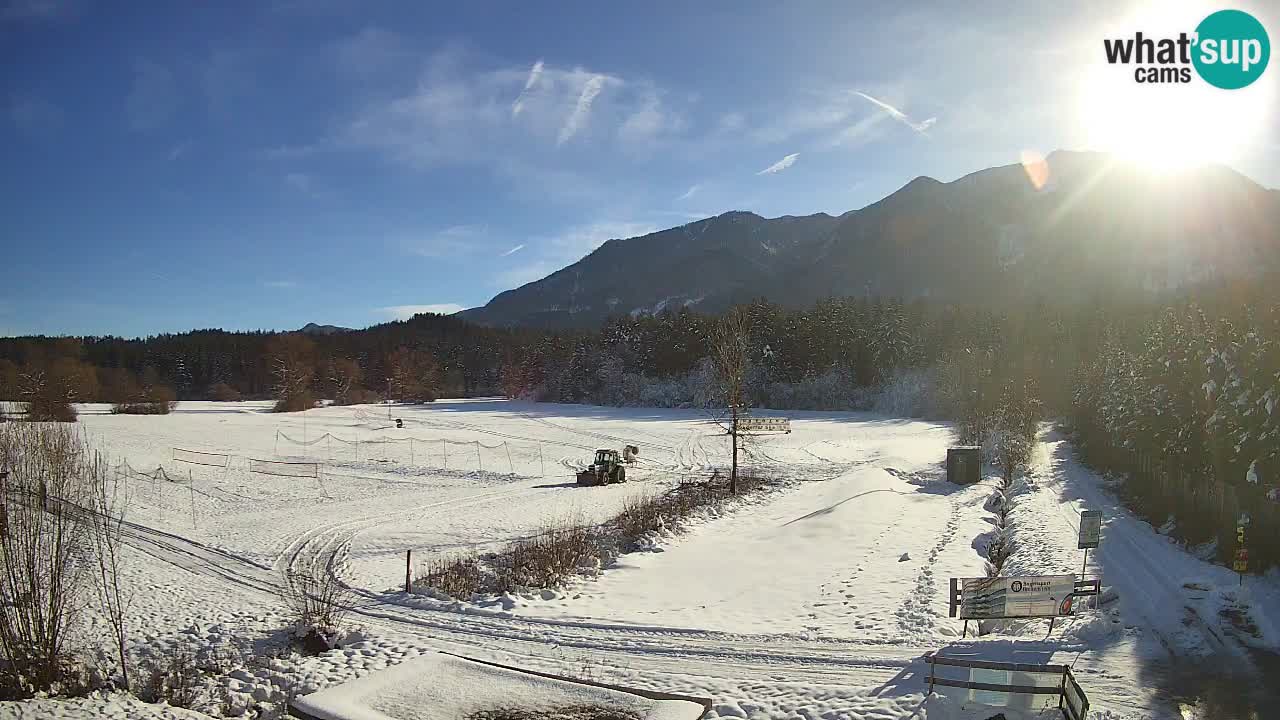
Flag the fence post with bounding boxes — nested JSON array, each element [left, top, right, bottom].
[[405, 549, 412, 593], [539, 444, 545, 477], [476, 442, 483, 472], [274, 430, 279, 455], [505, 443, 514, 474], [443, 440, 448, 469]]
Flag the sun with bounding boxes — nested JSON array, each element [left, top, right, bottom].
[[1075, 2, 1275, 171], [1076, 65, 1272, 170]]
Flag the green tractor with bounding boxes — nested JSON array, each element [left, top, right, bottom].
[[576, 449, 627, 486]]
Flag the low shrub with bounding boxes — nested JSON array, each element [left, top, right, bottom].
[[273, 392, 317, 413], [420, 555, 485, 598], [279, 569, 354, 652], [110, 401, 174, 415], [208, 383, 242, 402], [135, 645, 201, 708], [414, 471, 777, 598], [495, 522, 599, 592]]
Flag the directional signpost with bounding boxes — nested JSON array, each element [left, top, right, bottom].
[[735, 417, 791, 434]]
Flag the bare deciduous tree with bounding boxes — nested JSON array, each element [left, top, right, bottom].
[[327, 357, 363, 406], [712, 307, 751, 494], [387, 347, 441, 404], [87, 463, 131, 689], [0, 423, 121, 695], [267, 334, 317, 413]]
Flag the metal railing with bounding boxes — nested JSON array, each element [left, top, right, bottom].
[[924, 651, 1088, 720]]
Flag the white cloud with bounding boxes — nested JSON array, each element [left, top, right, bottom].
[[676, 183, 701, 201], [402, 224, 490, 258], [511, 59, 543, 117], [617, 88, 684, 153], [854, 91, 936, 133], [757, 153, 799, 175], [500, 243, 525, 257], [340, 53, 619, 167], [263, 280, 299, 289], [496, 261, 558, 290], [495, 220, 658, 290], [548, 220, 657, 259], [558, 73, 606, 145], [827, 112, 888, 149], [378, 304, 465, 320], [336, 27, 405, 76], [125, 59, 178, 131]]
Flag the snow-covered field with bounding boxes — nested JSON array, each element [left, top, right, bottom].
[[4, 400, 1278, 719]]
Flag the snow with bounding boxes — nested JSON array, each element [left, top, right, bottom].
[[2, 400, 1277, 720], [290, 653, 704, 720]]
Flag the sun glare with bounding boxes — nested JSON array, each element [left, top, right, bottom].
[[1076, 1, 1274, 171]]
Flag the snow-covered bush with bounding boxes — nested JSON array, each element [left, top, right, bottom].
[[873, 367, 936, 417]]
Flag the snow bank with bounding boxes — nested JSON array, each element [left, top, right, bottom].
[[290, 653, 706, 720]]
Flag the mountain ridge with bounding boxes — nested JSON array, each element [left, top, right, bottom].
[[462, 151, 1280, 328]]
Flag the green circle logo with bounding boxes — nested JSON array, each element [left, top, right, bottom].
[[1193, 10, 1270, 89]]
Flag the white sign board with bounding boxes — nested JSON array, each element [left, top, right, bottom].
[[959, 575, 1077, 619], [1078, 511, 1102, 549], [736, 417, 790, 433]]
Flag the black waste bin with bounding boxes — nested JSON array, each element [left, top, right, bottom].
[[947, 447, 981, 485]]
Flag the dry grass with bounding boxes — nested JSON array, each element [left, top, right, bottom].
[[420, 554, 485, 598], [413, 471, 776, 598], [494, 521, 600, 592]]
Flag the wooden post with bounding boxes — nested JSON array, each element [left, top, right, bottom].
[[405, 549, 412, 593], [476, 442, 482, 471], [539, 444, 545, 477], [962, 619, 968, 638], [1080, 547, 1088, 580], [927, 654, 936, 695], [274, 430, 279, 455], [443, 440, 448, 469]]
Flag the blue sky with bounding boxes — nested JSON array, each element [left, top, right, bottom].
[[3, 0, 1278, 337]]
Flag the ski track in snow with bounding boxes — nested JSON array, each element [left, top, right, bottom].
[[6, 401, 1276, 719]]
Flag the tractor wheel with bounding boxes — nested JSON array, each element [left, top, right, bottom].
[[615, 466, 626, 484]]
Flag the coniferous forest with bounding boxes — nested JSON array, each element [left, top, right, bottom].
[[1, 282, 1277, 568]]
